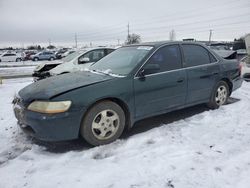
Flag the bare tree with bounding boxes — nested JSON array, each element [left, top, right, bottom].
[[126, 33, 141, 44], [169, 30, 176, 41]]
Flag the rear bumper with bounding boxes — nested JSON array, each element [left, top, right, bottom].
[[232, 77, 243, 91], [13, 103, 86, 141]]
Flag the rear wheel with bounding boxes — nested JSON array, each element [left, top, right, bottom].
[[80, 101, 125, 146], [49, 57, 54, 61], [16, 58, 21, 62], [207, 81, 229, 109]]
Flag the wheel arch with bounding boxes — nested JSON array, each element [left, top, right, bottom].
[[220, 78, 233, 95], [79, 97, 132, 137]]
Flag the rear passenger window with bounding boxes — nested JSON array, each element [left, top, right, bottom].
[[182, 44, 211, 67], [145, 45, 182, 74]]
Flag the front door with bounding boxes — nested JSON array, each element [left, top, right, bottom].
[[134, 44, 187, 118]]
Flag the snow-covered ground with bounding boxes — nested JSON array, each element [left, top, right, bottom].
[[0, 66, 35, 78], [0, 78, 250, 188], [0, 60, 46, 67]]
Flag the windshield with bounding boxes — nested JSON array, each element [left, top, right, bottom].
[[90, 46, 153, 75], [62, 50, 86, 62]]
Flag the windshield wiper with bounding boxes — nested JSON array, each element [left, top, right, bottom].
[[91, 69, 110, 76]]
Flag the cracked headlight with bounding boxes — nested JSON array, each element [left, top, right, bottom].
[[28, 101, 72, 114]]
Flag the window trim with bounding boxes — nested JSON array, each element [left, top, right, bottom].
[[134, 61, 219, 79], [134, 43, 219, 79]]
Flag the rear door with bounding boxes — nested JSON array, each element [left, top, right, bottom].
[[134, 44, 187, 118], [181, 44, 219, 104]]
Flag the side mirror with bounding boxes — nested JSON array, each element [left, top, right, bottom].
[[78, 57, 90, 64], [138, 63, 160, 80], [143, 63, 160, 75]]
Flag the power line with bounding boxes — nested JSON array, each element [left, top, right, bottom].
[[48, 0, 249, 39]]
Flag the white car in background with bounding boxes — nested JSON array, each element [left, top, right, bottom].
[[240, 56, 250, 81], [60, 49, 76, 58], [0, 52, 23, 62], [33, 47, 115, 80]]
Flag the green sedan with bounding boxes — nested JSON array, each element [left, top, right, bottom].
[[13, 41, 243, 146]]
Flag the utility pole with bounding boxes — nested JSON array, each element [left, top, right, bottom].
[[127, 22, 130, 38], [117, 39, 120, 45], [74, 33, 78, 48], [209, 29, 213, 45]]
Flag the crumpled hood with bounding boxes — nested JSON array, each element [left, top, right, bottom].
[[34, 60, 62, 71], [19, 71, 113, 102]]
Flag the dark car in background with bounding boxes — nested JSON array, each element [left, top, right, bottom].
[[23, 51, 37, 61], [55, 48, 69, 59], [13, 41, 242, 146]]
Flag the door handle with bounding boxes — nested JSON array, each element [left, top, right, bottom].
[[177, 78, 184, 83]]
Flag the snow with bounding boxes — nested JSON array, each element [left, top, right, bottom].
[[84, 68, 126, 78], [0, 66, 35, 77], [0, 61, 41, 67], [0, 78, 250, 188], [0, 60, 57, 78]]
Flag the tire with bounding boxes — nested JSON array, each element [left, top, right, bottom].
[[0, 59, 1, 62], [16, 58, 21, 62], [80, 101, 125, 146], [207, 81, 229, 109], [34, 57, 39, 61], [49, 57, 54, 61]]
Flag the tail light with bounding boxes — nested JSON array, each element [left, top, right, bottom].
[[239, 63, 243, 75]]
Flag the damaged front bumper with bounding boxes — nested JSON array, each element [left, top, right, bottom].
[[13, 96, 85, 142]]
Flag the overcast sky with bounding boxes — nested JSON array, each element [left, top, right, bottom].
[[0, 0, 249, 47]]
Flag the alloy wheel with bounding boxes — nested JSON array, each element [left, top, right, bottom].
[[215, 85, 227, 105], [91, 109, 120, 140]]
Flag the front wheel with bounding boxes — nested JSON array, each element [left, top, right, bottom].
[[207, 81, 229, 109], [49, 57, 54, 61], [80, 101, 125, 146]]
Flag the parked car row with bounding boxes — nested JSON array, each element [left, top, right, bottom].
[[13, 41, 243, 146], [0, 48, 77, 62]]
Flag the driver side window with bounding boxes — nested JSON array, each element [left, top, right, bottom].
[[79, 49, 105, 63], [144, 45, 182, 75]]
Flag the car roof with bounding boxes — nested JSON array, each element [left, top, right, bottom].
[[124, 41, 206, 48]]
